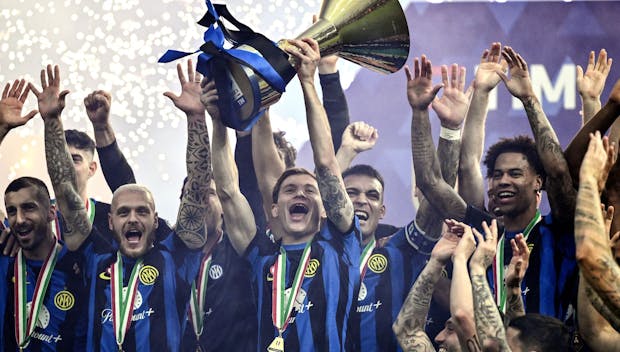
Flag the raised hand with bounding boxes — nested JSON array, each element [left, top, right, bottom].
[[405, 55, 443, 110], [580, 131, 617, 191], [313, 14, 339, 75], [505, 234, 530, 289], [164, 59, 205, 117], [473, 42, 507, 93], [430, 221, 462, 265], [200, 78, 220, 120], [28, 64, 70, 119], [496, 46, 535, 100], [577, 49, 613, 102], [340, 121, 378, 154], [0, 79, 38, 132], [283, 38, 321, 83], [84, 90, 112, 127], [450, 219, 477, 262], [432, 64, 471, 129], [470, 220, 499, 271]]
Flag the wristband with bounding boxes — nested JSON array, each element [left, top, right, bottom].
[[405, 220, 438, 255], [439, 126, 461, 141]]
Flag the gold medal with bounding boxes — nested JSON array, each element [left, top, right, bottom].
[[267, 335, 284, 352]]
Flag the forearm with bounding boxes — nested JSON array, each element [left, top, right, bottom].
[[393, 258, 444, 350], [411, 109, 467, 221], [97, 140, 136, 192], [578, 274, 620, 349], [44, 117, 91, 249], [92, 122, 116, 148], [251, 113, 285, 216], [504, 286, 525, 325], [176, 112, 211, 249], [583, 278, 620, 332], [575, 177, 620, 316], [470, 266, 510, 351], [302, 80, 353, 230], [582, 98, 603, 125], [320, 72, 350, 151], [451, 255, 479, 350], [335, 145, 357, 171], [458, 90, 489, 208], [565, 100, 620, 184]]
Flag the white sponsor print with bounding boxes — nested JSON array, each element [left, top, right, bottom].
[[26, 302, 63, 343], [356, 300, 382, 313], [101, 291, 155, 324]]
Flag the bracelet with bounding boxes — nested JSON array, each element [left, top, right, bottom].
[[439, 126, 461, 141]]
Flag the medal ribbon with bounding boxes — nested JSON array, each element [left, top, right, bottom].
[[359, 238, 377, 281], [493, 210, 541, 312], [188, 231, 223, 339], [272, 242, 312, 335], [14, 239, 60, 349], [110, 252, 143, 350]]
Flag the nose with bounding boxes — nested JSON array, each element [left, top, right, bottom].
[[15, 208, 26, 225], [434, 328, 446, 344], [127, 210, 139, 223]]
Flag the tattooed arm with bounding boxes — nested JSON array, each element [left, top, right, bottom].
[[469, 220, 510, 351], [575, 132, 620, 322], [202, 78, 256, 255], [497, 46, 576, 228], [0, 79, 37, 146], [408, 56, 468, 222], [284, 38, 353, 232], [449, 220, 481, 351], [165, 60, 210, 249], [503, 234, 528, 325], [415, 64, 469, 240], [29, 65, 91, 251], [459, 43, 506, 209], [393, 229, 461, 352], [578, 274, 620, 351]]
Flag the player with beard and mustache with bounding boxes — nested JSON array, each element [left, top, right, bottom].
[[202, 37, 361, 351], [29, 62, 213, 352]]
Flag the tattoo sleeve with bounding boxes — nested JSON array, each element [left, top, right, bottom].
[[575, 177, 620, 325], [580, 275, 620, 335], [504, 287, 525, 326], [522, 96, 576, 228], [393, 259, 443, 352], [176, 113, 211, 249], [316, 165, 354, 230], [44, 117, 92, 250], [411, 108, 467, 222], [470, 273, 510, 351]]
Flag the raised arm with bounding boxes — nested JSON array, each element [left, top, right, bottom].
[[459, 43, 507, 209], [578, 273, 620, 351], [408, 55, 468, 221], [415, 64, 469, 239], [565, 78, 620, 185], [251, 110, 287, 222], [84, 90, 137, 191], [469, 220, 510, 351], [575, 132, 620, 322], [393, 228, 461, 352], [30, 65, 91, 250], [284, 38, 353, 232], [497, 46, 576, 228], [335, 121, 378, 170], [0, 79, 37, 146], [503, 234, 529, 325], [449, 219, 480, 351], [202, 78, 256, 254], [165, 60, 211, 249], [577, 49, 613, 124]]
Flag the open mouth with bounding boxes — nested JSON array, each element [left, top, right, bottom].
[[124, 229, 143, 244], [355, 210, 369, 221], [497, 191, 516, 199], [14, 227, 33, 237], [289, 203, 309, 220]]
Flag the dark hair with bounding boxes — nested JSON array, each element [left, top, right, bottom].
[[273, 131, 296, 169], [342, 164, 385, 192], [508, 314, 573, 351], [272, 167, 316, 203], [5, 176, 51, 208], [483, 135, 546, 184], [64, 129, 96, 155]]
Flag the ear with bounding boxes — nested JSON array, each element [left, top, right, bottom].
[[379, 204, 386, 220], [153, 212, 159, 229], [534, 174, 543, 192], [88, 161, 98, 177], [108, 212, 113, 231], [271, 203, 279, 219], [47, 204, 57, 223]]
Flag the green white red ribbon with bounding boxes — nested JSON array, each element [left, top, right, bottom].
[[110, 251, 143, 350]]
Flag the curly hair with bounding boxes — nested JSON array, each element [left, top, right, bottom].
[[483, 135, 546, 186]]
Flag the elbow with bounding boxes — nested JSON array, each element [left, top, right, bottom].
[[452, 307, 474, 327]]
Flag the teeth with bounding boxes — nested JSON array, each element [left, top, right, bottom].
[[355, 211, 368, 221], [498, 191, 515, 198]]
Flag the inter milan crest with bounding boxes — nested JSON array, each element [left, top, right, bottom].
[[54, 290, 75, 311], [304, 259, 320, 277], [139, 266, 159, 285], [368, 254, 388, 274]]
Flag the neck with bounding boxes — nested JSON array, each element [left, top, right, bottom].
[[281, 232, 315, 245], [361, 233, 375, 246], [202, 227, 223, 255], [78, 187, 88, 205], [23, 232, 56, 261], [502, 206, 538, 232]]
